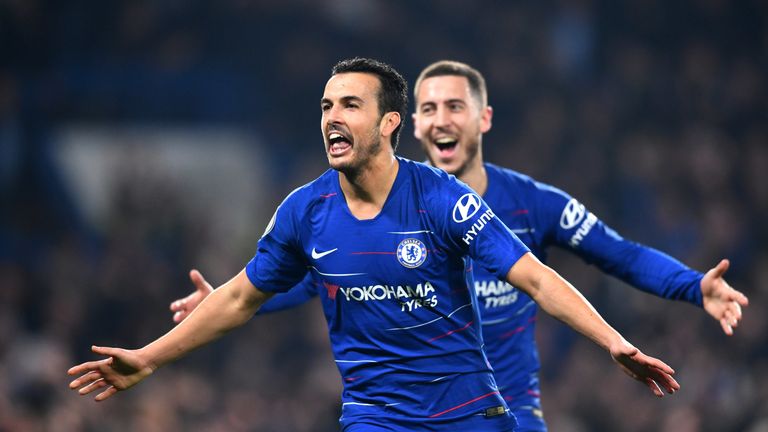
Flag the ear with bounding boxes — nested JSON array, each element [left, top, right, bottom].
[[480, 105, 493, 134], [412, 112, 422, 140], [380, 112, 401, 138]]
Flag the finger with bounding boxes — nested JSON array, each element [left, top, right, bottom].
[[95, 385, 118, 402], [170, 299, 183, 312], [651, 368, 680, 393], [68, 357, 112, 376], [192, 269, 215, 293], [173, 311, 187, 323], [645, 378, 663, 397], [92, 345, 121, 358], [170, 298, 187, 313], [712, 259, 730, 278], [722, 307, 735, 325], [721, 308, 737, 333], [190, 269, 207, 292], [79, 377, 109, 395], [69, 370, 102, 389], [729, 300, 743, 321], [633, 352, 675, 375], [720, 317, 734, 336], [733, 291, 749, 307]]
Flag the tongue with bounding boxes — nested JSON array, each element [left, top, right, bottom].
[[330, 141, 351, 155], [436, 143, 457, 158]]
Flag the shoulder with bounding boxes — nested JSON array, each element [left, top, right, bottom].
[[278, 168, 338, 213], [402, 157, 468, 194], [400, 157, 451, 182], [486, 162, 539, 190], [485, 162, 570, 201]]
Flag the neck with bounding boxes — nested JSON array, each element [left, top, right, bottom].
[[457, 151, 488, 196], [339, 152, 399, 220]]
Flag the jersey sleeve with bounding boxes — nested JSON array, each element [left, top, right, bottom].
[[245, 190, 310, 293], [430, 174, 530, 280], [535, 184, 703, 306], [256, 274, 318, 314]]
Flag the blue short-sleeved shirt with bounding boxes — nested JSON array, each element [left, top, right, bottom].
[[246, 158, 529, 431]]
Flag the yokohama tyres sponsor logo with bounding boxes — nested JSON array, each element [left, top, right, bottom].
[[338, 282, 438, 312], [475, 280, 519, 308]]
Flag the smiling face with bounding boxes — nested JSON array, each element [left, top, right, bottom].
[[321, 72, 388, 174], [412, 75, 492, 178]]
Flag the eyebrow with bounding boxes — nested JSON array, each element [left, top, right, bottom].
[[418, 98, 466, 108], [321, 95, 366, 105]]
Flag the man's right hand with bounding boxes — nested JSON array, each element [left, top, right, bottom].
[[170, 269, 214, 323], [68, 345, 155, 401]]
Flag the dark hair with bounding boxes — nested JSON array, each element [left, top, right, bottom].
[[414, 60, 487, 108], [332, 57, 409, 151]]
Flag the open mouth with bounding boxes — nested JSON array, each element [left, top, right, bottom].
[[434, 137, 458, 157], [328, 132, 352, 156]]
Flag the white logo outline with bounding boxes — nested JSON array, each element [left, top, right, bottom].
[[311, 247, 338, 259], [559, 198, 586, 229], [396, 238, 427, 268], [452, 193, 482, 223]]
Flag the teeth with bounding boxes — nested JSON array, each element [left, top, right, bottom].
[[435, 137, 456, 144], [329, 133, 343, 140]]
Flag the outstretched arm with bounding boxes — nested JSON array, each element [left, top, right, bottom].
[[69, 269, 272, 401], [701, 259, 749, 335], [570, 224, 750, 335], [507, 253, 680, 397]]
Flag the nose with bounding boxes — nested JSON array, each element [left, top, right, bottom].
[[322, 105, 343, 130], [434, 105, 450, 127], [328, 104, 342, 120]]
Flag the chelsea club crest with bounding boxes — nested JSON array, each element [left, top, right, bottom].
[[396, 238, 427, 268]]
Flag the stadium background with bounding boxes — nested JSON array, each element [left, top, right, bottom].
[[1, 1, 766, 430]]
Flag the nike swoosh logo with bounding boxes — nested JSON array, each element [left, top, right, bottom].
[[311, 247, 338, 259]]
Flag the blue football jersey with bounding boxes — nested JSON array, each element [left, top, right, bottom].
[[259, 162, 705, 431], [246, 158, 529, 431], [475, 163, 703, 418]]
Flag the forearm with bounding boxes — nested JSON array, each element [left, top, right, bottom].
[[142, 270, 272, 369], [508, 253, 623, 351], [574, 224, 703, 305]]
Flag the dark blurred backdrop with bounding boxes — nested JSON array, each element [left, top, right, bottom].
[[1, 1, 766, 431]]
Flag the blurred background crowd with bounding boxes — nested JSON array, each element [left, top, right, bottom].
[[1, 0, 766, 431]]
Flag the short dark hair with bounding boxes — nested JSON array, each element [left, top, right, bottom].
[[414, 60, 487, 108], [332, 57, 409, 150]]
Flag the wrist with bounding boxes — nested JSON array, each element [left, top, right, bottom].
[[605, 333, 630, 355], [136, 346, 160, 373]]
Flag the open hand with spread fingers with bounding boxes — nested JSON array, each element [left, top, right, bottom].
[[701, 259, 749, 335], [609, 340, 680, 397], [169, 269, 214, 323], [68, 345, 155, 401]]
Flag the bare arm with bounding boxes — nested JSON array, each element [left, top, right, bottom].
[[68, 269, 273, 401], [507, 252, 680, 397]]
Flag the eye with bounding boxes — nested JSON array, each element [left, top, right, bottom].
[[420, 104, 435, 115], [321, 103, 331, 112], [449, 102, 464, 112]]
